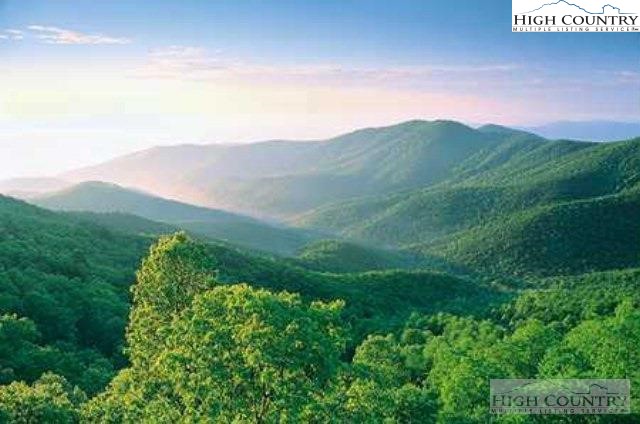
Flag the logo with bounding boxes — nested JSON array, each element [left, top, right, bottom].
[[513, 0, 640, 32], [490, 379, 631, 415]]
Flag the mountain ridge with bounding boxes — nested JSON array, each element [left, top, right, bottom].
[[31, 181, 319, 256], [57, 120, 517, 218]]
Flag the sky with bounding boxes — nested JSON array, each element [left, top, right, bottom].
[[0, 0, 638, 179]]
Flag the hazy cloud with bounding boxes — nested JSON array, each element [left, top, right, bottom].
[[135, 45, 519, 89], [614, 70, 640, 84], [1, 29, 24, 41], [27, 25, 130, 45]]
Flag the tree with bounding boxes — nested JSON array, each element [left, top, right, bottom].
[[86, 282, 346, 422], [540, 300, 640, 382], [125, 232, 217, 367], [310, 332, 437, 423], [0, 373, 84, 424]]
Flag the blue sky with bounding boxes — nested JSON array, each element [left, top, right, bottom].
[[3, 1, 637, 70], [0, 0, 638, 178]]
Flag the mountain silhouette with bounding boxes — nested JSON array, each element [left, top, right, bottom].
[[521, 0, 633, 14]]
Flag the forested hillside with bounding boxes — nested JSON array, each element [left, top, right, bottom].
[[0, 195, 150, 395], [292, 239, 419, 273], [33, 181, 318, 256], [3, 233, 636, 422], [298, 135, 640, 277], [421, 189, 640, 277], [0, 198, 505, 398], [40, 132, 640, 277]]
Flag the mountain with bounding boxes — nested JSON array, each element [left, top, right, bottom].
[[526, 121, 640, 142], [295, 135, 590, 242], [33, 181, 257, 224], [419, 188, 640, 277], [25, 120, 640, 278], [297, 136, 640, 276], [61, 120, 508, 218], [61, 119, 635, 223], [31, 181, 317, 255], [5, 120, 640, 422]]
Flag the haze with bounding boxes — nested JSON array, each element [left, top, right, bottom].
[[0, 0, 638, 179]]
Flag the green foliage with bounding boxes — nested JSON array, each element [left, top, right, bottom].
[[86, 284, 346, 422], [0, 314, 114, 397], [0, 373, 84, 423], [126, 233, 216, 367], [202, 241, 509, 345], [427, 190, 640, 277], [293, 239, 418, 273], [499, 268, 640, 330], [336, 334, 438, 422], [0, 224, 637, 422], [0, 196, 150, 394], [540, 301, 640, 383], [355, 301, 640, 423], [0, 196, 505, 400]]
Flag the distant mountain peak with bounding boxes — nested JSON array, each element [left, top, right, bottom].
[[527, 120, 640, 142], [477, 124, 541, 139]]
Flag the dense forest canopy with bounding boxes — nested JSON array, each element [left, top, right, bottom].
[[1, 228, 638, 422]]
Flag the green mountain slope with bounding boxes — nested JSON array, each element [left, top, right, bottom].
[[42, 234, 638, 422], [291, 239, 419, 273], [31, 181, 317, 255], [5, 121, 640, 421], [33, 181, 256, 224], [66, 211, 178, 236], [23, 123, 640, 281], [62, 120, 508, 218], [297, 137, 640, 276], [0, 195, 152, 393], [422, 189, 640, 277]]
